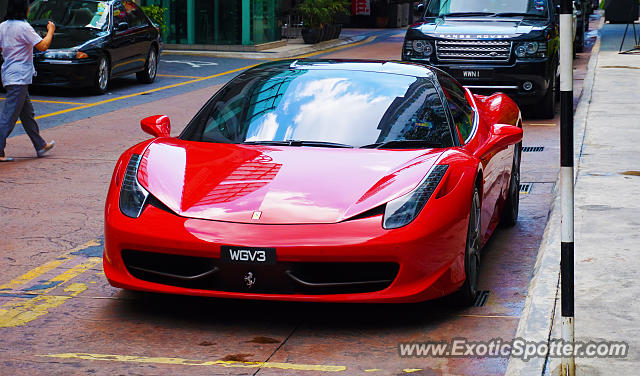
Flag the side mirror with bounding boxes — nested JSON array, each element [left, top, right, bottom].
[[141, 115, 171, 138], [115, 22, 129, 31], [474, 124, 523, 159], [414, 3, 425, 17]]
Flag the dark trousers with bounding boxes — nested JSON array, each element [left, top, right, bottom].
[[0, 85, 46, 156]]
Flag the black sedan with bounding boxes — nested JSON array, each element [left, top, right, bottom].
[[26, 0, 162, 93]]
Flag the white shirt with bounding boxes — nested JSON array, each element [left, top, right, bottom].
[[0, 20, 43, 86]]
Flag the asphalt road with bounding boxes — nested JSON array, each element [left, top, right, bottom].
[[0, 19, 600, 375]]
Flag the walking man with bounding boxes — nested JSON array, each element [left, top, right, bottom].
[[0, 0, 56, 162]]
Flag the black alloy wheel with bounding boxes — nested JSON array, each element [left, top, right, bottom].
[[501, 141, 522, 227], [454, 187, 481, 306]]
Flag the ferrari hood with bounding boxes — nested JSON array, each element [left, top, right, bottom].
[[137, 139, 444, 224]]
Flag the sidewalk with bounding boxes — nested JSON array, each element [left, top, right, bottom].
[[506, 21, 640, 375], [162, 28, 398, 59]]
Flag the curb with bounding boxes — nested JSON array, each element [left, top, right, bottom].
[[161, 35, 370, 60], [504, 17, 603, 376]]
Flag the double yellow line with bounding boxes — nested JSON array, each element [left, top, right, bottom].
[[0, 239, 102, 328]]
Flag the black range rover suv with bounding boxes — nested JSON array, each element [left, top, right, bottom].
[[402, 0, 560, 118]]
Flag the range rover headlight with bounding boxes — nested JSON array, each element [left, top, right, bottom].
[[405, 40, 433, 58], [383, 165, 448, 229], [515, 41, 547, 58], [119, 153, 149, 218]]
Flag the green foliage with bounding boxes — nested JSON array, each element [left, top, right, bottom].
[[298, 0, 350, 28], [141, 5, 167, 34]]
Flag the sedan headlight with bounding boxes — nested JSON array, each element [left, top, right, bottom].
[[43, 49, 89, 59], [514, 41, 547, 58], [383, 165, 448, 229], [119, 154, 149, 218]]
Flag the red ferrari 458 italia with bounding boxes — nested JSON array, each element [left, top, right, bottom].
[[104, 60, 523, 305]]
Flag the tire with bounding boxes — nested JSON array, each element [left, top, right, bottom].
[[453, 187, 481, 306], [94, 56, 110, 94], [136, 47, 158, 84], [538, 66, 557, 119], [500, 141, 521, 227], [574, 21, 585, 53]]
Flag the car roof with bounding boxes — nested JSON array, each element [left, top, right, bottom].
[[250, 59, 438, 79]]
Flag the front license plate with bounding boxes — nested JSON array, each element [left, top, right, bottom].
[[220, 246, 276, 265], [454, 69, 492, 79]]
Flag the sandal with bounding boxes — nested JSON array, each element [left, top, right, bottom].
[[0, 156, 14, 162]]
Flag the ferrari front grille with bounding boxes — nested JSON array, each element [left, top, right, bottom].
[[121, 249, 398, 295]]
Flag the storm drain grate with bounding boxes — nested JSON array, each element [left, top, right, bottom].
[[520, 183, 533, 194], [474, 290, 491, 307], [522, 146, 544, 152]]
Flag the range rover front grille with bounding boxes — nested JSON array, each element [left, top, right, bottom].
[[436, 40, 512, 63]]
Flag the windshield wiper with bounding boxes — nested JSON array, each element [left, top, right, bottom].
[[493, 12, 547, 18], [242, 140, 354, 148], [442, 12, 496, 17], [360, 140, 444, 149]]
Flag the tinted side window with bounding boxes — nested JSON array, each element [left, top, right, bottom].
[[438, 74, 474, 143], [123, 1, 146, 27], [113, 3, 127, 28]]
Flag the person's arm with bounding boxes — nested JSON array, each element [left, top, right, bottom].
[[34, 21, 55, 52]]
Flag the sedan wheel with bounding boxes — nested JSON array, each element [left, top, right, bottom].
[[94, 57, 110, 94], [454, 187, 481, 306], [136, 48, 158, 84]]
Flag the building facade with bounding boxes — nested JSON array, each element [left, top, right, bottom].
[[142, 0, 282, 47]]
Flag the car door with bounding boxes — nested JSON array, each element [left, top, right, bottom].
[[122, 0, 151, 71], [108, 1, 136, 76]]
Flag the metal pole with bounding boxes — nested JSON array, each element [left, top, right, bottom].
[[559, 0, 575, 375]]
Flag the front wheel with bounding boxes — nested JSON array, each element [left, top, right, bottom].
[[500, 141, 521, 227], [538, 68, 557, 119], [453, 187, 481, 306], [136, 48, 158, 84], [94, 56, 110, 94]]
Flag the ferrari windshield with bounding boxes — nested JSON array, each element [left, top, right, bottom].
[[28, 0, 110, 29], [183, 66, 454, 148], [425, 0, 550, 18]]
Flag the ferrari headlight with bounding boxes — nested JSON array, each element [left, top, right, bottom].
[[383, 165, 448, 229], [119, 153, 149, 218]]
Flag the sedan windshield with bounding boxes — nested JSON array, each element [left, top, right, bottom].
[[426, 0, 549, 18], [28, 0, 110, 29], [182, 66, 454, 149]]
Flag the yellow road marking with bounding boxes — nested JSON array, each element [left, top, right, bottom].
[[0, 97, 86, 105], [28, 64, 261, 123], [0, 256, 100, 327], [157, 74, 204, 79], [403, 369, 423, 373], [39, 353, 347, 372], [16, 36, 376, 124], [365, 369, 382, 372], [0, 239, 100, 292]]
